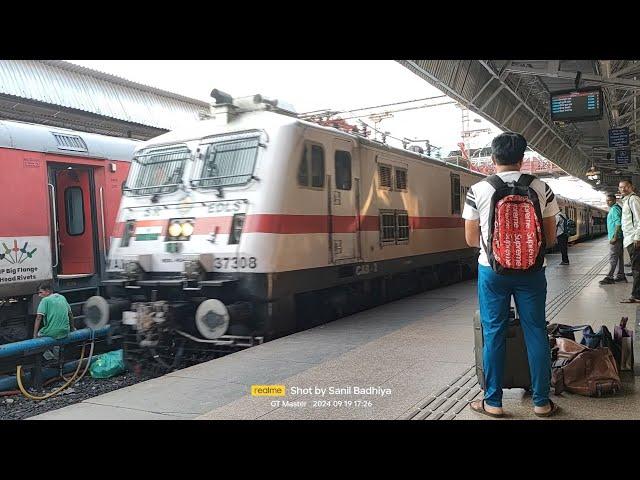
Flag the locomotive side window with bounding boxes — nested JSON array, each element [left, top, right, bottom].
[[451, 174, 461, 215], [395, 168, 407, 191], [335, 150, 352, 190], [396, 210, 409, 241], [460, 185, 470, 209], [380, 209, 409, 244], [64, 187, 85, 236], [311, 145, 324, 187], [298, 143, 325, 188], [298, 146, 309, 185], [380, 210, 396, 242], [378, 164, 392, 188]]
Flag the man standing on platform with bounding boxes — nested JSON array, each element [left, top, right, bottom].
[[619, 180, 640, 303], [463, 132, 560, 417], [599, 193, 626, 285]]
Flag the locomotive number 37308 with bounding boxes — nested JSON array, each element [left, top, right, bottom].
[[213, 256, 257, 269]]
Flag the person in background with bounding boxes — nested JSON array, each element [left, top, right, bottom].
[[620, 180, 640, 302], [555, 210, 570, 265], [599, 193, 626, 285], [33, 282, 76, 360]]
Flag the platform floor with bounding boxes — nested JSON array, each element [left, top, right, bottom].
[[32, 238, 639, 420]]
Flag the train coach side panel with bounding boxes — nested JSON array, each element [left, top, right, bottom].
[[0, 149, 53, 296], [358, 147, 475, 263]]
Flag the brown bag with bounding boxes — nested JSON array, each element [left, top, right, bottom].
[[551, 338, 622, 397]]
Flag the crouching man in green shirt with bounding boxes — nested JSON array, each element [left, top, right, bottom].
[[34, 283, 76, 360]]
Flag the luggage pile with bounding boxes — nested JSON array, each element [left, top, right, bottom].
[[475, 310, 633, 397]]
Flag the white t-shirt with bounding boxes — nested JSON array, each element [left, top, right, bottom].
[[556, 212, 567, 237], [462, 171, 560, 266]]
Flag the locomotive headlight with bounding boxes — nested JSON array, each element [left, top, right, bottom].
[[168, 222, 183, 237], [180, 222, 194, 237], [166, 218, 195, 241]]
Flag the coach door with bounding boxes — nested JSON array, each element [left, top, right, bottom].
[[329, 138, 360, 263], [48, 166, 97, 278]]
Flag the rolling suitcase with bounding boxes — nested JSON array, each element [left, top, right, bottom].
[[474, 307, 531, 391]]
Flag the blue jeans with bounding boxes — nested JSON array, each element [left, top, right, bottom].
[[478, 265, 551, 407]]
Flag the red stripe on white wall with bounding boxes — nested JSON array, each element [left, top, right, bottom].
[[113, 214, 463, 237]]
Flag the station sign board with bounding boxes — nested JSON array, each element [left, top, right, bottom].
[[615, 149, 632, 165], [609, 127, 629, 148]]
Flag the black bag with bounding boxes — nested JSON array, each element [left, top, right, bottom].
[[474, 307, 531, 390], [581, 325, 622, 369], [546, 323, 591, 341]]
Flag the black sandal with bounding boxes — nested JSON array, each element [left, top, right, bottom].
[[469, 399, 504, 418], [534, 399, 559, 418]]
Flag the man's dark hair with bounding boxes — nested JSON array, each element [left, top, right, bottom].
[[621, 179, 633, 186], [38, 282, 52, 292], [607, 193, 617, 200], [491, 132, 527, 165]]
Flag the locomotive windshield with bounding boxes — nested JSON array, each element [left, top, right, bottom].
[[191, 131, 262, 189], [124, 145, 190, 196]]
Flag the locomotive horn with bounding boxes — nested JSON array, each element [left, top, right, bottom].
[[210, 89, 233, 105]]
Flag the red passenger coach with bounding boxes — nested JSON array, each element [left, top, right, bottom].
[[0, 120, 138, 343]]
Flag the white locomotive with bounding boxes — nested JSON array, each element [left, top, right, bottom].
[[84, 91, 606, 352]]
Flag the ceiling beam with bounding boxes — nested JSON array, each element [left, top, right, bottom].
[[503, 65, 640, 89], [611, 61, 640, 78]]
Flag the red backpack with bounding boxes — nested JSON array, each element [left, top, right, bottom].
[[481, 174, 546, 274]]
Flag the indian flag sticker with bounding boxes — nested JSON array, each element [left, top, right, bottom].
[[135, 226, 163, 241]]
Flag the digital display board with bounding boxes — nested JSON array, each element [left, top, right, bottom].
[[550, 87, 603, 122]]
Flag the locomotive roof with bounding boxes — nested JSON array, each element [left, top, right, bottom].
[[0, 119, 139, 161], [138, 109, 606, 213]]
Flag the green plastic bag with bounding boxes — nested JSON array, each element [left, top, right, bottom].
[[89, 349, 126, 379]]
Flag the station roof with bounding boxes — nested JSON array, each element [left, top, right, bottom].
[[0, 60, 209, 140], [399, 60, 640, 192]]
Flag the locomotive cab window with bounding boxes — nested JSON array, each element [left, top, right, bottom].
[[335, 150, 352, 190], [451, 174, 461, 214], [64, 187, 84, 236], [298, 143, 325, 188], [125, 145, 190, 196], [193, 132, 261, 188]]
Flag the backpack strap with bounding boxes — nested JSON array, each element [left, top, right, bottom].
[[485, 174, 505, 191], [517, 173, 535, 187]]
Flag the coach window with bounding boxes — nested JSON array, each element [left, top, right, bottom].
[[65, 187, 84, 236], [450, 174, 461, 215], [335, 150, 352, 190], [395, 168, 407, 191]]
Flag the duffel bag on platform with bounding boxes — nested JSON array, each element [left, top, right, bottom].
[[551, 338, 621, 397]]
